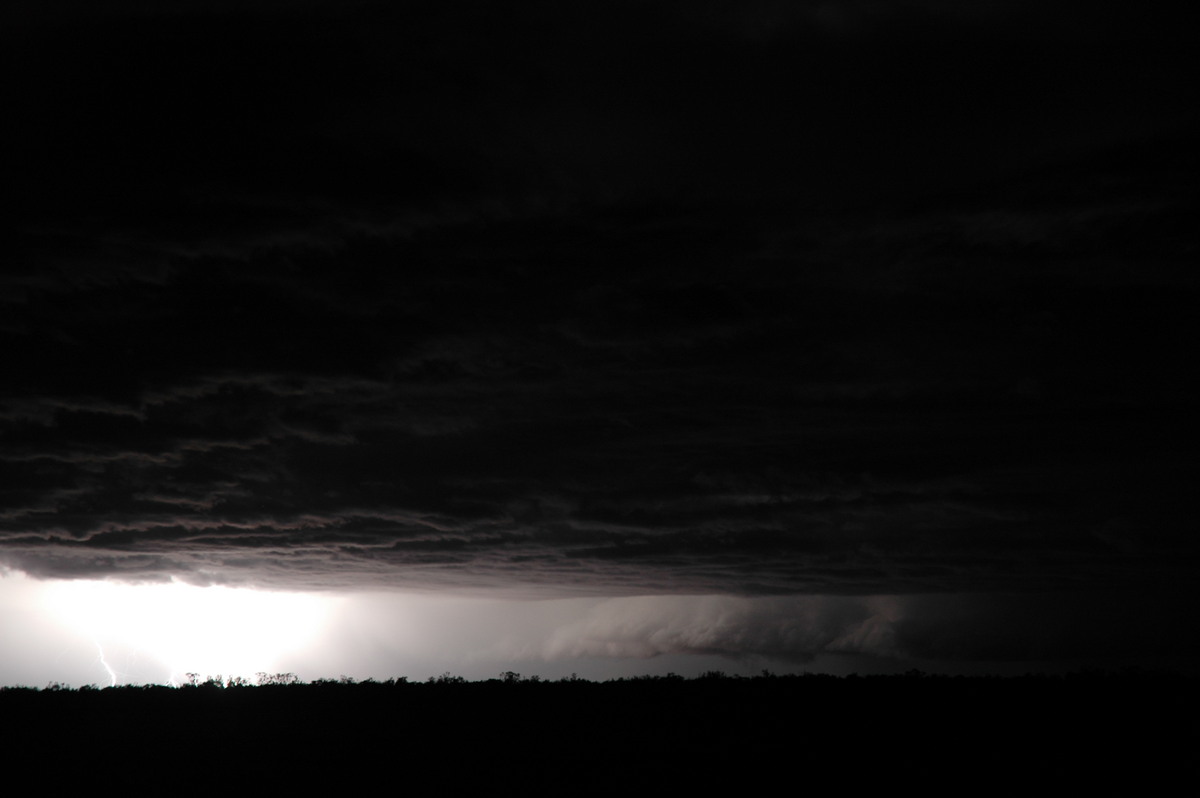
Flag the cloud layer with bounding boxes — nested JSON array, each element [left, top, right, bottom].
[[2, 234, 1195, 598], [2, 2, 1198, 673]]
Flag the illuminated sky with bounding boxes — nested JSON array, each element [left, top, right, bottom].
[[2, 1, 1198, 685]]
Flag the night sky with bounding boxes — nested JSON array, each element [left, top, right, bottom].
[[2, 0, 1198, 686]]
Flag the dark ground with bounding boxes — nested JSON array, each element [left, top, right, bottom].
[[2, 671, 1193, 793]]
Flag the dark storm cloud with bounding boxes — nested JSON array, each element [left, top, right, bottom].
[[534, 595, 900, 663], [513, 590, 1200, 668], [2, 235, 1196, 597], [2, 0, 1198, 626], [6, 1, 1196, 231]]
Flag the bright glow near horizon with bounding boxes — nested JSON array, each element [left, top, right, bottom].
[[38, 576, 337, 685], [2, 569, 920, 688]]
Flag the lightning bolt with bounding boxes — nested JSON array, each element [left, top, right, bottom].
[[94, 641, 118, 687]]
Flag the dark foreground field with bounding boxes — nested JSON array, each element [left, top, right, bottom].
[[1, 671, 1192, 793]]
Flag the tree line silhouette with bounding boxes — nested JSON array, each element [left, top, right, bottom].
[[2, 669, 1192, 794]]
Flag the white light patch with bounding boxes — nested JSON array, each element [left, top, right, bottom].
[[39, 577, 336, 685]]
